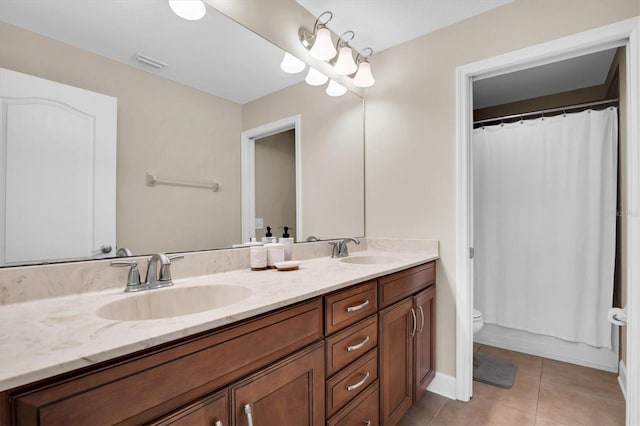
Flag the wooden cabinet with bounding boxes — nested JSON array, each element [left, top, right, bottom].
[[231, 342, 324, 426], [4, 261, 436, 426], [413, 287, 435, 401], [327, 381, 379, 426], [324, 282, 380, 425], [379, 264, 436, 426], [10, 299, 322, 425]]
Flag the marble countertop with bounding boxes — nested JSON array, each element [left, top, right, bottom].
[[0, 249, 437, 392]]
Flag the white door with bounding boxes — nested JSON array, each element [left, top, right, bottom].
[[0, 68, 117, 265]]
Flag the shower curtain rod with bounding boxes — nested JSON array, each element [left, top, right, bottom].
[[473, 98, 619, 126]]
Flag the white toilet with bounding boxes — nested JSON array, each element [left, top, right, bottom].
[[473, 309, 484, 336]]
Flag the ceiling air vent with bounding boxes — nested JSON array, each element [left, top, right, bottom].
[[135, 53, 167, 70]]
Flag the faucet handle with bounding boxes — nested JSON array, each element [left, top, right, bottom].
[[110, 260, 143, 292], [159, 255, 184, 282]]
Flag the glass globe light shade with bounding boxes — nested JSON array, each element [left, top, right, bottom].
[[333, 46, 357, 75], [353, 61, 375, 88], [326, 79, 347, 97], [280, 52, 306, 74], [169, 0, 206, 20], [305, 67, 329, 86], [309, 28, 337, 61]]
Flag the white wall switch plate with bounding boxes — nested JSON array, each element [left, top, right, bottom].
[[255, 217, 264, 230]]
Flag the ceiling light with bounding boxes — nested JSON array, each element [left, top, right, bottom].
[[333, 31, 357, 75], [280, 52, 306, 74], [299, 11, 337, 61], [326, 80, 347, 97], [305, 67, 329, 86], [168, 0, 206, 21], [353, 48, 375, 88]]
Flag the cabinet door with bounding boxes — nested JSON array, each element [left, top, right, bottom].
[[150, 389, 228, 426], [413, 286, 435, 402], [231, 342, 324, 426], [379, 299, 414, 426]]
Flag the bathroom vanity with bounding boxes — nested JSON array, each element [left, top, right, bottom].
[[0, 247, 437, 426]]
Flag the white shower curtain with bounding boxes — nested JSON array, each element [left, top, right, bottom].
[[473, 108, 618, 349]]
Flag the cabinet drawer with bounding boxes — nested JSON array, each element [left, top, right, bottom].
[[379, 262, 435, 308], [325, 281, 378, 335], [13, 299, 323, 426], [326, 349, 378, 417], [327, 381, 379, 426], [326, 315, 378, 377]]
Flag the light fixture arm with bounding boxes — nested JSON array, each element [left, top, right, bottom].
[[299, 11, 333, 48], [335, 30, 356, 50], [355, 47, 374, 64]]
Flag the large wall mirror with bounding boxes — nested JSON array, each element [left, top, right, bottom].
[[0, 0, 364, 267]]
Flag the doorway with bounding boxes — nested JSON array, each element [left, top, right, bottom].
[[254, 129, 296, 240], [455, 18, 640, 425], [241, 115, 302, 243]]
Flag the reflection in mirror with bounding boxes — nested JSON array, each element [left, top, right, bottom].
[[0, 0, 364, 267]]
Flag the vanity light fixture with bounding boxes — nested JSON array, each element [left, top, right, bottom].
[[333, 31, 357, 75], [305, 67, 329, 86], [168, 0, 206, 21], [280, 52, 306, 74], [326, 79, 347, 97], [352, 48, 375, 88], [299, 11, 337, 61]]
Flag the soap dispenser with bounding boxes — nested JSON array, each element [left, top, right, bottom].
[[262, 226, 274, 243], [280, 226, 294, 261]]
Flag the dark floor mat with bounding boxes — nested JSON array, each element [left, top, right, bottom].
[[473, 354, 517, 389]]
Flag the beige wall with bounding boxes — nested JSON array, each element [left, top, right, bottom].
[[243, 82, 365, 241], [365, 0, 639, 377], [255, 130, 296, 240], [0, 21, 243, 255]]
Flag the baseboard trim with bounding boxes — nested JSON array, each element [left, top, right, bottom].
[[426, 372, 456, 400], [618, 360, 627, 400]]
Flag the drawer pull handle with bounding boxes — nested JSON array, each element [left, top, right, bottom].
[[214, 421, 223, 426], [418, 306, 425, 333], [347, 335, 370, 352], [410, 308, 417, 337], [346, 299, 370, 312], [346, 371, 370, 391], [364, 421, 372, 426], [243, 403, 254, 426]]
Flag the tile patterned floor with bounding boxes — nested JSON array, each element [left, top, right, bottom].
[[399, 344, 626, 426]]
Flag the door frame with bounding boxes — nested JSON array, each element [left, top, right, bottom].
[[455, 17, 640, 424], [241, 115, 302, 243]]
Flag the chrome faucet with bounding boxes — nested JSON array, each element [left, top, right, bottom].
[[116, 247, 133, 257], [111, 252, 183, 292], [330, 237, 361, 258], [146, 253, 184, 289]]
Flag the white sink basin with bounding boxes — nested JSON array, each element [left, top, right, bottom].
[[340, 255, 401, 265], [97, 285, 252, 321]]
